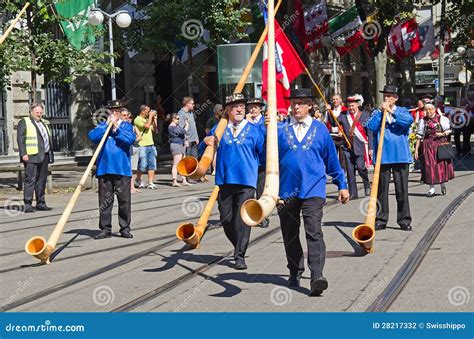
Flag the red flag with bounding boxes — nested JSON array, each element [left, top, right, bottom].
[[387, 18, 422, 60], [292, 0, 307, 46], [262, 20, 306, 115]]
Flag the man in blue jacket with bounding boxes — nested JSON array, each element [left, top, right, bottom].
[[88, 100, 136, 239], [367, 85, 414, 231], [276, 88, 350, 296]]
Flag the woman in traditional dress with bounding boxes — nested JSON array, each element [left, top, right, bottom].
[[414, 103, 454, 197]]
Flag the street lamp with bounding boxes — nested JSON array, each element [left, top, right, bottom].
[[88, 9, 132, 100], [456, 46, 472, 99], [321, 35, 345, 94]]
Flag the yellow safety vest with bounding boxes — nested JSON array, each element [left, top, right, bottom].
[[23, 117, 51, 155]]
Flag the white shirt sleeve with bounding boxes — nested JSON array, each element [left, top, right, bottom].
[[440, 115, 451, 133], [416, 119, 425, 139]]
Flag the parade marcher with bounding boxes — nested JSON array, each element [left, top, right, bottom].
[[411, 99, 425, 124], [415, 104, 454, 197], [337, 95, 373, 199], [325, 94, 348, 171], [134, 105, 158, 189], [88, 100, 136, 239], [204, 93, 265, 270], [367, 85, 414, 231], [178, 97, 200, 158], [168, 113, 191, 187], [17, 103, 54, 213], [246, 98, 269, 228], [272, 88, 349, 296]]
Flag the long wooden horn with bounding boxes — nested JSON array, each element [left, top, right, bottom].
[[304, 67, 352, 149], [177, 0, 283, 180], [25, 121, 114, 264], [176, 185, 219, 248], [0, 2, 30, 45], [352, 109, 388, 253], [240, 0, 279, 227]]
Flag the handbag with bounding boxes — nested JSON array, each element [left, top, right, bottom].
[[437, 142, 454, 160]]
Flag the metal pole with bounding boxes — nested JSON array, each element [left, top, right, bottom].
[[333, 48, 337, 94], [108, 16, 116, 100], [438, 0, 446, 97]]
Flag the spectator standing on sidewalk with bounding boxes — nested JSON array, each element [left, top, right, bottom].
[[134, 105, 158, 189]]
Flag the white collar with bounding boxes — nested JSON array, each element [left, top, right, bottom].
[[228, 119, 248, 128], [289, 115, 313, 127]]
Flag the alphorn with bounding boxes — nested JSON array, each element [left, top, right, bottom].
[[25, 121, 114, 264], [240, 0, 279, 227], [352, 109, 388, 253], [304, 67, 351, 149], [177, 0, 283, 180], [176, 186, 219, 248], [0, 3, 30, 45], [174, 0, 283, 245]]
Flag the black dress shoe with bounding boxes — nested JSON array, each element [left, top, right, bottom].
[[375, 223, 386, 230], [309, 277, 328, 296], [24, 205, 35, 213], [258, 218, 270, 228], [288, 277, 300, 287], [441, 186, 447, 195], [234, 259, 247, 270], [94, 230, 112, 239], [120, 230, 134, 238], [364, 187, 371, 197], [349, 194, 359, 200], [427, 192, 435, 198], [35, 204, 52, 211], [399, 224, 412, 231]]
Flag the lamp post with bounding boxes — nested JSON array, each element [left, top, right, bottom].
[[321, 35, 345, 95], [88, 9, 132, 100]]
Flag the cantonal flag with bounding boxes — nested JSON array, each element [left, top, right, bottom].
[[304, 0, 329, 52], [262, 20, 306, 115], [387, 18, 422, 60]]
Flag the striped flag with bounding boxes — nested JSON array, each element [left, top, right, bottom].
[[329, 5, 364, 56], [304, 0, 329, 52]]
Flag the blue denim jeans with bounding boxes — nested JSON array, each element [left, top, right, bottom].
[[138, 145, 157, 172]]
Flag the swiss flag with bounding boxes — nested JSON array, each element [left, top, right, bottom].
[[262, 20, 306, 115], [387, 18, 422, 60]]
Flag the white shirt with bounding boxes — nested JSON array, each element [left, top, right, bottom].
[[386, 105, 397, 124], [228, 119, 248, 137], [289, 115, 313, 142], [253, 114, 263, 124], [416, 115, 451, 139]]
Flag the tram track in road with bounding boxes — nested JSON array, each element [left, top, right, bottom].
[[0, 188, 213, 234], [366, 186, 473, 312], [110, 200, 343, 312]]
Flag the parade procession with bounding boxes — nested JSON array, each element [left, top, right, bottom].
[[0, 0, 473, 338]]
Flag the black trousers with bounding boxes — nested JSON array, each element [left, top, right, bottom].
[[376, 163, 412, 227], [256, 166, 265, 199], [217, 184, 255, 261], [343, 149, 370, 196], [98, 175, 132, 232], [23, 154, 49, 206], [453, 127, 472, 155], [278, 196, 326, 280]]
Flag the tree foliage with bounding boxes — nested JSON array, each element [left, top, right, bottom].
[[116, 0, 249, 57], [0, 0, 117, 91]]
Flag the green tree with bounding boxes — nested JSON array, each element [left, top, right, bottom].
[[0, 0, 116, 95]]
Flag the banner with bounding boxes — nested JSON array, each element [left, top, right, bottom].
[[54, 0, 98, 50]]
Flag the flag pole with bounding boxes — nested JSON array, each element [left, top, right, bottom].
[[304, 68, 352, 149], [0, 2, 30, 45]]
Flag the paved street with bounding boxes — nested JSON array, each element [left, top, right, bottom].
[[1, 155, 472, 313]]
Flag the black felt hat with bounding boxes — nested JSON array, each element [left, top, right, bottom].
[[284, 88, 315, 99], [379, 85, 399, 94]]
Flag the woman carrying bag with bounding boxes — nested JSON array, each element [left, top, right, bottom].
[[414, 103, 454, 197]]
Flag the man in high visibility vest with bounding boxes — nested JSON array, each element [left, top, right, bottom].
[[17, 103, 54, 213]]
